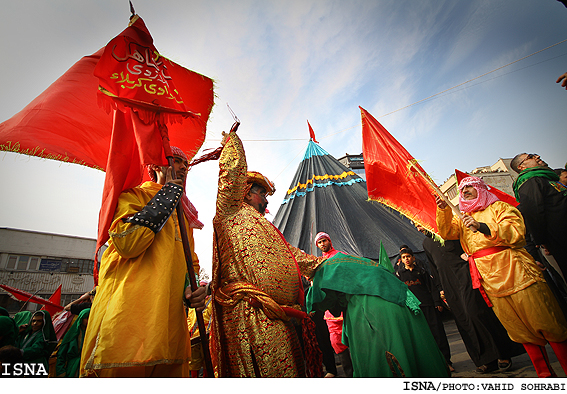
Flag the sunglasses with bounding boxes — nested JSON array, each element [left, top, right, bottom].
[[518, 153, 538, 167]]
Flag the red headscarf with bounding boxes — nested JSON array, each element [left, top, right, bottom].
[[458, 176, 500, 213]]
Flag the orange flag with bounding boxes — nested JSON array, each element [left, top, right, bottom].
[[360, 106, 438, 234]]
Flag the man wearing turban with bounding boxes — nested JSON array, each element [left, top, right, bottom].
[[80, 147, 206, 377], [436, 176, 567, 378], [209, 128, 324, 377]]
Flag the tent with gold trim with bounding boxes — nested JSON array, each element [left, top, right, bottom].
[[272, 139, 425, 260]]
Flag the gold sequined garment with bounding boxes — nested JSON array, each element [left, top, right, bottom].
[[80, 182, 200, 377], [210, 131, 322, 377], [437, 202, 567, 345]]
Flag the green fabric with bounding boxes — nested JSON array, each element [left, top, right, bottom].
[[14, 311, 32, 328], [0, 306, 9, 317], [343, 294, 449, 377], [306, 252, 419, 314], [16, 310, 57, 370], [306, 252, 448, 377], [56, 308, 90, 377], [0, 316, 18, 347], [379, 241, 395, 274], [513, 166, 560, 200]]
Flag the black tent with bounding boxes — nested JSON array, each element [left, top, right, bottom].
[[273, 140, 425, 260]]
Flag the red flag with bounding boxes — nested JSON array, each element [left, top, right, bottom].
[[92, 15, 214, 284], [0, 284, 64, 312], [40, 284, 62, 316], [307, 120, 318, 143], [360, 107, 438, 234], [455, 169, 519, 207], [0, 15, 214, 285]]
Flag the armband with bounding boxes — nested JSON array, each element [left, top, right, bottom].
[[124, 183, 183, 233]]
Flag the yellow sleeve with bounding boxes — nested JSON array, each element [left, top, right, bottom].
[[287, 244, 325, 279], [216, 131, 247, 218], [436, 206, 461, 241], [483, 203, 527, 248], [108, 189, 156, 259]]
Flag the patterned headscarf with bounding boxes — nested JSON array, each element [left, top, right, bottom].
[[314, 232, 331, 244], [458, 176, 500, 213], [146, 147, 203, 229]]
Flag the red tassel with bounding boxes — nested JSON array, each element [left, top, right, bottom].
[[302, 316, 324, 378]]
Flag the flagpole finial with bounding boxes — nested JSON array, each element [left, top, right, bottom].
[[129, 1, 136, 18]]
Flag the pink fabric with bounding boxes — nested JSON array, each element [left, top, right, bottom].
[[458, 176, 500, 213], [323, 248, 339, 259], [324, 311, 348, 353]]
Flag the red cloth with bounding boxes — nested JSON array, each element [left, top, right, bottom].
[[307, 120, 318, 143], [324, 311, 348, 354], [0, 284, 63, 312], [0, 15, 214, 286], [40, 284, 62, 317], [360, 107, 438, 233], [455, 169, 518, 207], [468, 246, 510, 307]]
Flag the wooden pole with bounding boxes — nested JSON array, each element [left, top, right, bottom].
[[159, 122, 214, 377], [408, 161, 477, 232]]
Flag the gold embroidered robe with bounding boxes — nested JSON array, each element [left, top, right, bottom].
[[437, 201, 567, 345], [80, 181, 200, 377], [210, 131, 321, 377]]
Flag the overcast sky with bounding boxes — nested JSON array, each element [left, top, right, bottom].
[[1, 0, 566, 278]]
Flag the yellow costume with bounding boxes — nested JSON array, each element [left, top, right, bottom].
[[210, 130, 322, 377], [437, 201, 567, 346], [80, 181, 200, 377]]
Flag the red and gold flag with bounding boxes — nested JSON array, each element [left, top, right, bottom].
[[0, 15, 214, 284], [360, 106, 438, 234]]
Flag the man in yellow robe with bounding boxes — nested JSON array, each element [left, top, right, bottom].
[[80, 148, 206, 377], [436, 176, 567, 378], [209, 128, 323, 377]]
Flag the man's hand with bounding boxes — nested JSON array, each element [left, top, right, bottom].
[[556, 72, 567, 90], [462, 215, 480, 232], [436, 306, 444, 312], [435, 195, 448, 209], [165, 166, 184, 189], [185, 285, 207, 312]]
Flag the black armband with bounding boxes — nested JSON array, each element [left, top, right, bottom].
[[124, 183, 183, 233], [478, 222, 491, 236]]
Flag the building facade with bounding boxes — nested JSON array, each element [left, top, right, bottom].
[[439, 158, 518, 206], [0, 227, 101, 314], [337, 152, 366, 180]]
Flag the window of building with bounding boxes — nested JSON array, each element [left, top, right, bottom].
[[5, 254, 94, 274], [6, 255, 41, 271]]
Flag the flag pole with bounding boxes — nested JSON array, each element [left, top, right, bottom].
[[407, 161, 481, 228], [158, 121, 214, 377]]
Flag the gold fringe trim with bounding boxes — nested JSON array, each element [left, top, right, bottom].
[[108, 224, 142, 239], [366, 197, 445, 245], [286, 171, 357, 195], [0, 141, 104, 171]]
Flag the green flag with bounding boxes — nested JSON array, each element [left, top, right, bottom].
[[379, 241, 395, 274]]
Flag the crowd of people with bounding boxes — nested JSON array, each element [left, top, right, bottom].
[[0, 127, 566, 378]]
